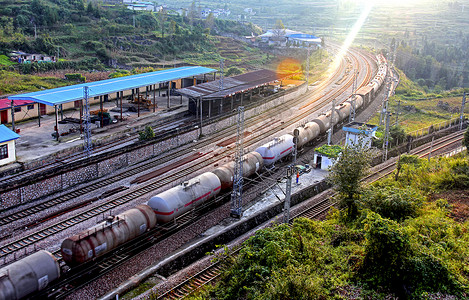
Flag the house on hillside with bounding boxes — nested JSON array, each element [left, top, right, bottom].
[[127, 2, 155, 11], [257, 29, 322, 49], [0, 125, 20, 166], [10, 51, 56, 64]]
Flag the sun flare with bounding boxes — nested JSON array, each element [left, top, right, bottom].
[[327, 4, 372, 76]]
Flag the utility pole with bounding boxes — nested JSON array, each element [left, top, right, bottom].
[[395, 98, 401, 126], [10, 100, 15, 132], [328, 98, 336, 144], [230, 106, 245, 218], [283, 166, 293, 224], [459, 92, 466, 130], [383, 112, 391, 162], [219, 59, 224, 91], [83, 87, 93, 157], [306, 46, 310, 87]]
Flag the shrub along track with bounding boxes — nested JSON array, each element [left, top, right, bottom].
[[365, 130, 465, 183]]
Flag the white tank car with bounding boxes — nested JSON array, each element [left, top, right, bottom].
[[148, 172, 221, 223], [293, 121, 321, 148], [61, 204, 157, 266], [335, 102, 352, 122], [255, 134, 294, 165], [346, 95, 364, 112], [312, 114, 329, 134], [212, 152, 264, 189], [0, 250, 60, 300], [325, 109, 341, 127]]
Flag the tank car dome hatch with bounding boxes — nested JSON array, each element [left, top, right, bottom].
[[255, 134, 294, 166], [0, 250, 60, 300], [148, 172, 221, 224], [61, 205, 156, 266]]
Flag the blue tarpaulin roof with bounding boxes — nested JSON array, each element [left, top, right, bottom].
[[0, 124, 20, 143], [8, 66, 216, 106]]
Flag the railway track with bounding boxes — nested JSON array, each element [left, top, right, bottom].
[[0, 48, 358, 229], [157, 191, 337, 299], [365, 130, 465, 183], [0, 47, 375, 263], [154, 128, 464, 300]]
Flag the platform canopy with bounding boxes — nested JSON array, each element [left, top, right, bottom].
[[8, 66, 216, 106], [0, 124, 20, 143], [178, 69, 291, 99]]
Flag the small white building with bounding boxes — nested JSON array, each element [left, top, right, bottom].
[[0, 124, 20, 166], [313, 144, 342, 170], [127, 1, 155, 11], [343, 122, 378, 148]]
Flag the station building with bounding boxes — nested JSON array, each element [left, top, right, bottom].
[[0, 124, 20, 166]]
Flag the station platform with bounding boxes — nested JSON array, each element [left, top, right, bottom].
[[1, 94, 191, 174]]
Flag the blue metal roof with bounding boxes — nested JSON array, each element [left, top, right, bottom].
[[287, 34, 319, 39], [0, 124, 20, 143], [8, 66, 216, 106]]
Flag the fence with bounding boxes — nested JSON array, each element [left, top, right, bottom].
[[408, 117, 464, 139]]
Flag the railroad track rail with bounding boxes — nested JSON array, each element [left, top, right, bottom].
[[365, 130, 465, 183], [0, 49, 357, 229], [157, 191, 338, 299], [0, 48, 374, 263], [156, 127, 464, 300]]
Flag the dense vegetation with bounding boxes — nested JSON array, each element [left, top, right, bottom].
[[0, 0, 264, 73], [195, 151, 469, 299]]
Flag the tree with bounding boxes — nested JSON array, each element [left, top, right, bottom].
[[205, 12, 214, 33], [188, 0, 197, 26], [139, 125, 155, 140], [327, 140, 372, 220], [169, 19, 176, 37], [272, 19, 285, 41], [157, 9, 167, 37], [225, 66, 243, 77], [361, 212, 413, 293]]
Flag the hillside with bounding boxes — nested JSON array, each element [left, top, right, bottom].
[[0, 0, 268, 74]]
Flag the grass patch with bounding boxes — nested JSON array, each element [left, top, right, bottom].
[[0, 70, 69, 95], [0, 55, 16, 66], [370, 69, 469, 133]]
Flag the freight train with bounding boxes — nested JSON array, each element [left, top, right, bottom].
[[0, 54, 387, 300]]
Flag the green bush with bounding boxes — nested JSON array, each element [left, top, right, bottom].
[[361, 186, 424, 222], [139, 125, 155, 140], [65, 73, 86, 82], [315, 144, 342, 158]]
